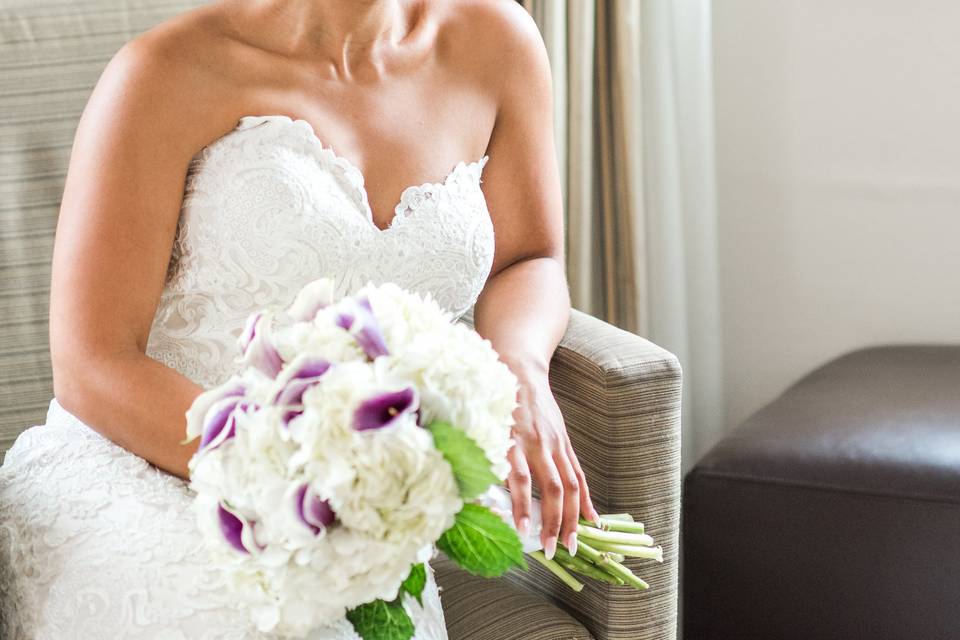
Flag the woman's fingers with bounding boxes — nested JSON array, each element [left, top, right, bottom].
[[528, 448, 563, 559], [506, 443, 532, 535], [506, 383, 594, 561], [566, 438, 599, 524], [553, 448, 581, 556]]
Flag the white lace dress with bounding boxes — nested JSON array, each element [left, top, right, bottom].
[[0, 114, 495, 640]]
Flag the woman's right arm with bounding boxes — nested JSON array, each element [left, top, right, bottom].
[[49, 26, 234, 480]]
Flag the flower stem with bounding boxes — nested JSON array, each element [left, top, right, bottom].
[[530, 550, 584, 592], [583, 540, 664, 562], [577, 541, 650, 590], [580, 517, 646, 534], [554, 547, 624, 585], [600, 513, 634, 522], [602, 519, 646, 534], [577, 524, 654, 547]]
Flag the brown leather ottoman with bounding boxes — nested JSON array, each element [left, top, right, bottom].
[[682, 345, 960, 640]]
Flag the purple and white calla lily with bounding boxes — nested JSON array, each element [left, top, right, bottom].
[[238, 311, 283, 378], [199, 398, 260, 452], [285, 277, 335, 322], [294, 482, 336, 534], [218, 502, 262, 554], [334, 297, 389, 360], [273, 355, 332, 426], [353, 386, 419, 432], [183, 378, 246, 444]]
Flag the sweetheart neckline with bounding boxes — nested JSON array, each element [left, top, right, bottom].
[[232, 114, 490, 233]]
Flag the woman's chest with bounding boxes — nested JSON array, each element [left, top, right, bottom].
[[166, 115, 495, 319]]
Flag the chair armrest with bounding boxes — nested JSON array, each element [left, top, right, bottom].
[[459, 308, 682, 640]]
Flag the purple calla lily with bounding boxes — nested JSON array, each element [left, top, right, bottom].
[[199, 398, 259, 451], [218, 503, 259, 554], [285, 278, 335, 321], [334, 297, 389, 360], [294, 483, 336, 534], [199, 396, 241, 450], [238, 312, 283, 378], [184, 380, 246, 444], [353, 387, 418, 432], [274, 357, 332, 426], [238, 311, 261, 353], [334, 311, 354, 331]]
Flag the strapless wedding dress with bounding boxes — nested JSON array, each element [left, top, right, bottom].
[[0, 114, 494, 639]]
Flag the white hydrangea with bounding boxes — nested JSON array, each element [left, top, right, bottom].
[[185, 277, 519, 637], [272, 312, 365, 365], [359, 282, 519, 480], [375, 332, 518, 480]]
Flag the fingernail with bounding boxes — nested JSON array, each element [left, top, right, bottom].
[[567, 532, 578, 556], [544, 536, 557, 560], [592, 510, 602, 527], [518, 516, 530, 536]]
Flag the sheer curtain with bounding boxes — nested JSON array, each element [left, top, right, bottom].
[[520, 0, 723, 470]]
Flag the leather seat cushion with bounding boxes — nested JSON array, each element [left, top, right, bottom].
[[696, 345, 960, 501]]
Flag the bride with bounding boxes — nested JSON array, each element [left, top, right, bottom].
[[0, 0, 600, 637]]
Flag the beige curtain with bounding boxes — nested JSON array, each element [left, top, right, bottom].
[[521, 0, 724, 471], [522, 0, 646, 334]]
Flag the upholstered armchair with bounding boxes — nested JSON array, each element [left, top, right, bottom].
[[448, 310, 682, 640], [0, 2, 682, 638]]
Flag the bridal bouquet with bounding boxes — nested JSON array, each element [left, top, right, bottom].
[[183, 277, 661, 639]]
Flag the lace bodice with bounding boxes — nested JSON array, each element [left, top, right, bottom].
[[145, 114, 494, 390]]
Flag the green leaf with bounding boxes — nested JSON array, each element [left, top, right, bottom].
[[400, 563, 426, 606], [346, 598, 415, 640], [427, 421, 499, 499], [437, 503, 528, 578]]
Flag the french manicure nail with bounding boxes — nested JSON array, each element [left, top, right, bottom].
[[544, 536, 557, 560], [567, 532, 578, 556], [518, 516, 530, 536]]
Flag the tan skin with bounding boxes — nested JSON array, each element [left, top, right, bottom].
[[49, 0, 600, 561]]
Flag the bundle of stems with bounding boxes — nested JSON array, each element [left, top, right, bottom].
[[528, 513, 661, 592]]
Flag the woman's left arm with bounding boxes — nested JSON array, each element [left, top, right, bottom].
[[472, 3, 601, 561]]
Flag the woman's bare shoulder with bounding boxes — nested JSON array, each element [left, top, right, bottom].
[[441, 0, 539, 37], [433, 0, 548, 101], [80, 4, 248, 158]]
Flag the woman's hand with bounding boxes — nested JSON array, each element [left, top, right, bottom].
[[504, 359, 601, 560]]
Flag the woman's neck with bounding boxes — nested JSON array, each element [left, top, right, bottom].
[[260, 0, 407, 76]]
